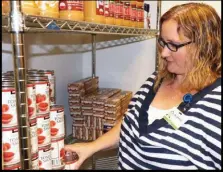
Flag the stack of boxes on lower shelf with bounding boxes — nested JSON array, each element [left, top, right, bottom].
[[67, 77, 132, 141]]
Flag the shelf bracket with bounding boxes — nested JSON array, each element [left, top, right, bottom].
[[92, 34, 96, 78], [9, 1, 32, 170]]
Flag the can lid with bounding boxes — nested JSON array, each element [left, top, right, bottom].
[[50, 105, 64, 111], [2, 80, 15, 87], [52, 164, 65, 170], [64, 151, 79, 162], [51, 136, 64, 142], [2, 77, 14, 82], [39, 70, 54, 74], [27, 69, 39, 72], [28, 75, 48, 81], [38, 144, 51, 151]]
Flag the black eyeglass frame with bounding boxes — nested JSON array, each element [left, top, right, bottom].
[[158, 37, 192, 52]]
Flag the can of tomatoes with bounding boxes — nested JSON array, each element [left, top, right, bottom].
[[28, 76, 50, 114], [50, 105, 65, 139], [37, 113, 51, 147], [51, 136, 65, 167], [2, 126, 21, 166], [31, 152, 39, 170], [3, 162, 21, 170], [38, 144, 52, 170], [29, 118, 38, 154], [27, 81, 37, 120], [64, 151, 79, 170], [52, 164, 65, 170], [39, 70, 56, 106], [2, 81, 18, 128]]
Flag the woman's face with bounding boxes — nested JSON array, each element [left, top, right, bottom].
[[160, 19, 193, 75]]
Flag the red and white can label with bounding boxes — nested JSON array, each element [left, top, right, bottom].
[[3, 163, 21, 170], [104, 1, 109, 17], [124, 2, 130, 20], [51, 137, 65, 167], [114, 1, 123, 19], [38, 145, 52, 170], [96, 0, 104, 16], [2, 127, 20, 166], [2, 88, 18, 127], [31, 153, 39, 170], [43, 72, 55, 105], [64, 161, 78, 170], [50, 106, 65, 139], [30, 118, 38, 154], [37, 113, 51, 147], [27, 83, 37, 120], [130, 4, 136, 21], [35, 81, 50, 114], [59, 0, 83, 11]]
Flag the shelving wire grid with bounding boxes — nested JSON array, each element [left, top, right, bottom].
[[2, 14, 158, 37]]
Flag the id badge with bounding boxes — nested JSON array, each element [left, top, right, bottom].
[[163, 108, 188, 130]]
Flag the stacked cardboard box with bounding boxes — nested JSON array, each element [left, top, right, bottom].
[[103, 91, 132, 133], [67, 77, 99, 139], [92, 88, 121, 140], [67, 77, 133, 141]]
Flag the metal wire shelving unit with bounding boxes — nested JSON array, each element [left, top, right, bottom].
[[2, 1, 161, 170], [2, 14, 158, 36]]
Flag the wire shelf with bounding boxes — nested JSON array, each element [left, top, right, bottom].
[[2, 14, 158, 37]]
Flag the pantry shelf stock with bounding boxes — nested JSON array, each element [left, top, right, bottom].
[[2, 14, 158, 37]]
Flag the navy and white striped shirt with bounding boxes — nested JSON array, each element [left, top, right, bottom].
[[118, 72, 221, 170]]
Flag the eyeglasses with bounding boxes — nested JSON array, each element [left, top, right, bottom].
[[158, 37, 192, 52]]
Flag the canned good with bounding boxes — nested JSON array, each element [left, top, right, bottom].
[[39, 70, 56, 105], [38, 144, 52, 170], [2, 76, 14, 81], [64, 151, 79, 170], [29, 118, 38, 154], [29, 76, 50, 114], [31, 152, 39, 170], [52, 164, 65, 170], [51, 137, 65, 167], [27, 82, 37, 120], [2, 81, 18, 127], [37, 113, 51, 147], [50, 105, 65, 139], [3, 162, 21, 170], [2, 126, 21, 166]]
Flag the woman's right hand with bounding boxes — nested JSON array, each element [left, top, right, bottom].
[[64, 142, 96, 169]]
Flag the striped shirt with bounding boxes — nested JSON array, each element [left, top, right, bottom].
[[118, 72, 221, 170]]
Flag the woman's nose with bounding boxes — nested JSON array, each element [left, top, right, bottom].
[[161, 46, 171, 58]]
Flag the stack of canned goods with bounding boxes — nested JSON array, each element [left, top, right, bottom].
[[2, 76, 21, 170], [50, 105, 66, 170], [28, 70, 52, 170], [2, 69, 67, 170]]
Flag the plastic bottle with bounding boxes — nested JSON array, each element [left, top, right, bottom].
[[123, 1, 130, 27], [36, 1, 59, 18], [136, 0, 144, 28], [104, 0, 115, 25], [2, 0, 9, 14], [114, 0, 124, 26], [84, 1, 105, 24], [59, 0, 84, 21], [21, 1, 40, 16], [130, 1, 137, 28]]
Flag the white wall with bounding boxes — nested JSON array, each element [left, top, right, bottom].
[[161, 1, 221, 16]]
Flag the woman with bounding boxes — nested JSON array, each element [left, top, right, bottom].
[[65, 3, 221, 170]]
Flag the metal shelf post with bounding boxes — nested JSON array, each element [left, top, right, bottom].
[[92, 34, 97, 78], [9, 1, 32, 169], [155, 1, 162, 70]]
